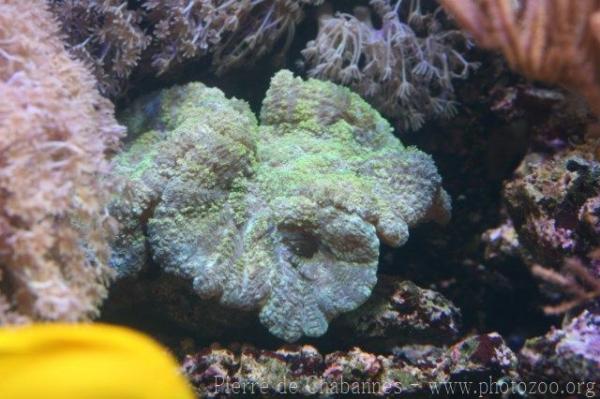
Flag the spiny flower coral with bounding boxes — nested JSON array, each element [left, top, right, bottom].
[[302, 0, 476, 132], [0, 0, 124, 323], [110, 70, 450, 342]]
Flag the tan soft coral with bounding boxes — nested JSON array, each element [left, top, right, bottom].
[[0, 0, 124, 323], [439, 0, 600, 114]]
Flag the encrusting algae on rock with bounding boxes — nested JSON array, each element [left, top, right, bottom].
[[110, 70, 450, 342], [182, 333, 518, 397]]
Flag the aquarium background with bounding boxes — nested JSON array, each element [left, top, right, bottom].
[[1, 0, 599, 397]]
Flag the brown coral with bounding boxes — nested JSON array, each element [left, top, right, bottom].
[[0, 0, 124, 323], [439, 0, 600, 114], [532, 257, 600, 314]]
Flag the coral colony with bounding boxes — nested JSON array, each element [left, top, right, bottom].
[[0, 0, 122, 324], [1, 0, 599, 398], [110, 71, 449, 341], [303, 0, 476, 131]]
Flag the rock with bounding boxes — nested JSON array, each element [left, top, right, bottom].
[[331, 277, 461, 350], [520, 310, 600, 385], [503, 146, 600, 268], [483, 134, 600, 311], [102, 274, 461, 350], [182, 333, 518, 397]]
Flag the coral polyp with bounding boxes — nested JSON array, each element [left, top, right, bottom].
[[110, 70, 449, 341], [303, 0, 476, 131]]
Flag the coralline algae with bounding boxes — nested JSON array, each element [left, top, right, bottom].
[[110, 70, 450, 342], [182, 333, 518, 397]]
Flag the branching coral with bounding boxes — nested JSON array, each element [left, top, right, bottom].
[[302, 0, 477, 132], [532, 257, 600, 315], [49, 0, 150, 97], [0, 0, 124, 323], [439, 0, 600, 114], [110, 70, 450, 342]]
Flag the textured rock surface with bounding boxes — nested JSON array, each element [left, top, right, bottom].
[[331, 277, 461, 349], [101, 273, 461, 349], [110, 70, 450, 342], [482, 133, 600, 312], [182, 333, 518, 397], [503, 139, 600, 269], [520, 310, 600, 385], [103, 273, 462, 352]]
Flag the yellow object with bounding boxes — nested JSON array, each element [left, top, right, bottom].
[[0, 323, 195, 399]]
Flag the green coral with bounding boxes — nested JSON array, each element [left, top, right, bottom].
[[110, 70, 450, 342]]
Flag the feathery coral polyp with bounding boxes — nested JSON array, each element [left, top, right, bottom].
[[303, 0, 476, 132]]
